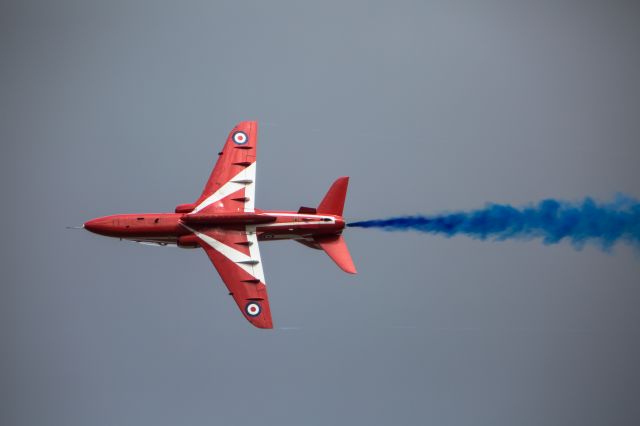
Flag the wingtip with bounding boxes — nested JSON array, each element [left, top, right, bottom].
[[338, 259, 357, 275], [250, 318, 274, 329], [340, 264, 357, 274]]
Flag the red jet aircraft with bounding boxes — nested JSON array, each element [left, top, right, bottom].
[[84, 121, 356, 329]]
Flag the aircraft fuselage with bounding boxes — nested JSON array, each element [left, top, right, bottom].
[[82, 120, 356, 328], [84, 210, 345, 247]]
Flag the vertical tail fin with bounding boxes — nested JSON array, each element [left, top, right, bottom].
[[317, 177, 349, 216], [315, 177, 356, 274]]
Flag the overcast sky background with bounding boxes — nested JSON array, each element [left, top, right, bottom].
[[2, 1, 640, 425]]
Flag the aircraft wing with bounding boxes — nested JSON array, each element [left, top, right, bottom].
[[190, 121, 258, 215], [184, 224, 273, 329]]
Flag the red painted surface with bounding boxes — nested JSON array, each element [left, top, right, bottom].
[[84, 121, 356, 329], [84, 211, 346, 242]]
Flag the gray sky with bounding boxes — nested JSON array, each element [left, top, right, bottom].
[[2, 1, 639, 425]]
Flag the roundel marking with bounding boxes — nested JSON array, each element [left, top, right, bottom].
[[245, 302, 261, 317], [232, 131, 248, 145]]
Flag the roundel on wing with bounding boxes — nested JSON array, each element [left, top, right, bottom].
[[232, 131, 248, 145], [245, 302, 261, 317]]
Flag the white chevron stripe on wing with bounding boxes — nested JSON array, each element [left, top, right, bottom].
[[191, 162, 256, 214], [245, 226, 265, 284], [183, 224, 265, 283]]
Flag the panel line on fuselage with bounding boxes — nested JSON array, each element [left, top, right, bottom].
[[258, 221, 332, 228], [258, 212, 336, 228]]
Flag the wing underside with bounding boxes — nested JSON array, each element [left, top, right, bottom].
[[181, 122, 273, 328], [189, 121, 258, 215], [186, 225, 273, 329]]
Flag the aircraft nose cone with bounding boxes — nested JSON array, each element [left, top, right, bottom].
[[84, 217, 112, 235]]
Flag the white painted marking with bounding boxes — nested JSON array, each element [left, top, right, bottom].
[[246, 302, 261, 316], [233, 131, 248, 144], [191, 162, 256, 214], [267, 213, 336, 219], [182, 224, 265, 283], [246, 226, 265, 284], [259, 220, 332, 228]]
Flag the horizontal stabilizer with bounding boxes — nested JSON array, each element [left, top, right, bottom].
[[314, 235, 357, 274]]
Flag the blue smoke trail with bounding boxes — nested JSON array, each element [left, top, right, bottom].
[[347, 195, 640, 250]]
